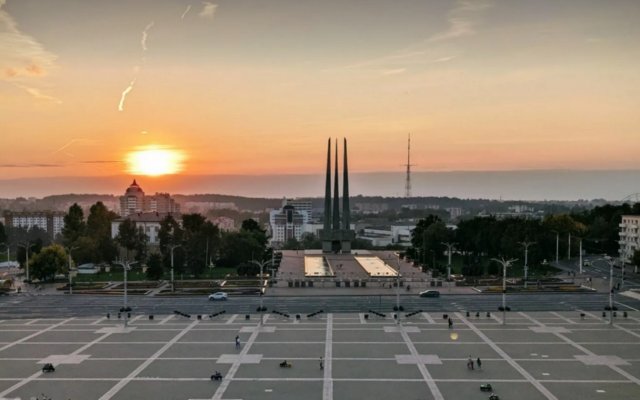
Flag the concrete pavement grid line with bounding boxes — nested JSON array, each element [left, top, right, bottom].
[[323, 313, 333, 400], [98, 319, 200, 400], [0, 317, 74, 353], [521, 312, 640, 387], [398, 323, 445, 400], [455, 312, 560, 400], [211, 314, 271, 400], [159, 314, 174, 324], [225, 314, 238, 324], [550, 311, 577, 324]]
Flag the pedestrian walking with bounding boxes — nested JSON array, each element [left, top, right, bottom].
[[319, 356, 324, 370], [235, 335, 240, 349], [448, 317, 453, 329], [477, 357, 482, 369], [467, 356, 474, 370]]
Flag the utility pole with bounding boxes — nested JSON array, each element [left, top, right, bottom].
[[251, 259, 273, 325], [114, 259, 137, 328], [441, 242, 455, 281], [491, 257, 517, 325], [17, 242, 34, 283], [519, 241, 536, 289], [65, 246, 78, 295], [169, 244, 181, 293], [579, 238, 583, 274], [603, 256, 616, 325], [567, 233, 571, 260]]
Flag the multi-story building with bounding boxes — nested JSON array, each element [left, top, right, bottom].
[[269, 205, 305, 246], [283, 199, 312, 223], [2, 211, 65, 239], [619, 215, 640, 263], [111, 212, 180, 246], [118, 180, 179, 217]]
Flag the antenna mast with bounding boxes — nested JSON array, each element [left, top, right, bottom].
[[404, 133, 413, 198]]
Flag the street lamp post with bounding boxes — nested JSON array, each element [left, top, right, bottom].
[[519, 241, 536, 289], [394, 255, 401, 324], [114, 260, 137, 328], [491, 257, 517, 325], [603, 256, 616, 325], [579, 238, 583, 274], [555, 231, 559, 264], [17, 242, 35, 283], [567, 234, 571, 260], [169, 244, 181, 293], [65, 246, 78, 295], [441, 242, 455, 281], [251, 259, 273, 325]]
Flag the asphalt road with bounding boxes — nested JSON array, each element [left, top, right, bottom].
[[2, 292, 640, 319]]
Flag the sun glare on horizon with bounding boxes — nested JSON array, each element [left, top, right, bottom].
[[125, 146, 185, 176]]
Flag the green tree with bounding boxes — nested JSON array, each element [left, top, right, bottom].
[[158, 215, 185, 274], [86, 202, 119, 262], [0, 221, 6, 245], [62, 203, 85, 246], [29, 244, 67, 281], [146, 253, 164, 280], [115, 219, 148, 263]]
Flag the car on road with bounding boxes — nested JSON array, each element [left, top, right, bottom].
[[419, 290, 440, 298], [208, 292, 228, 301]]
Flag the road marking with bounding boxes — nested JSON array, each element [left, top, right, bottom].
[[490, 314, 503, 324], [98, 320, 199, 400], [0, 318, 74, 353], [521, 313, 640, 387], [456, 313, 559, 400], [550, 312, 576, 324], [225, 314, 238, 324], [0, 370, 42, 398], [129, 315, 144, 324], [323, 313, 333, 400], [159, 315, 174, 325], [211, 316, 270, 400], [358, 313, 367, 324], [91, 317, 107, 325], [25, 319, 39, 325], [397, 324, 443, 400], [615, 301, 640, 312], [421, 312, 436, 324]]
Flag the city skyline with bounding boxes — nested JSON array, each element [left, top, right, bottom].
[[2, 0, 640, 184]]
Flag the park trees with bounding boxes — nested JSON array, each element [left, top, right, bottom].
[[115, 219, 149, 263], [219, 219, 268, 268], [62, 203, 85, 247], [146, 253, 164, 280], [28, 244, 67, 281]]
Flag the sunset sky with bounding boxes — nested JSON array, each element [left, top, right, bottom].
[[1, 0, 639, 182]]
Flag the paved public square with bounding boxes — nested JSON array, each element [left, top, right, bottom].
[[0, 311, 639, 400]]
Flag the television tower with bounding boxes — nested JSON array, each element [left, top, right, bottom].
[[404, 133, 414, 198]]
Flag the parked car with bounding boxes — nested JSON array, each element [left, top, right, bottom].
[[419, 290, 440, 298], [208, 292, 228, 301]]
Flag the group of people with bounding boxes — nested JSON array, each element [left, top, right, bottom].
[[467, 355, 482, 370]]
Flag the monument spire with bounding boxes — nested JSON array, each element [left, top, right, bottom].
[[332, 138, 340, 230], [342, 138, 350, 230], [323, 138, 332, 231]]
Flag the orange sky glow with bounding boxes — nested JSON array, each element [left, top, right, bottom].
[[1, 0, 639, 182]]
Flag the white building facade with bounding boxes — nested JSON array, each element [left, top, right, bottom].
[[619, 215, 640, 263], [2, 211, 65, 239]]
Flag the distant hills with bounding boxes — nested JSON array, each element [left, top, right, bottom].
[[0, 170, 638, 201]]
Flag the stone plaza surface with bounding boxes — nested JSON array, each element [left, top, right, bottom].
[[0, 311, 639, 399]]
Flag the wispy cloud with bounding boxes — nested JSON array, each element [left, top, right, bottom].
[[0, 163, 62, 168], [51, 138, 97, 155], [181, 4, 192, 20], [199, 2, 218, 19], [381, 68, 406, 76], [428, 0, 493, 42], [0, 0, 57, 80], [12, 83, 62, 104], [118, 80, 135, 112], [141, 21, 154, 51]]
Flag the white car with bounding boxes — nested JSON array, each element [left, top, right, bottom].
[[208, 292, 228, 301]]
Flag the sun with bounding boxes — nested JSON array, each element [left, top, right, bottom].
[[125, 146, 185, 176]]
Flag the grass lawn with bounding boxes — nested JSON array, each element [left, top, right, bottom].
[[74, 267, 237, 282]]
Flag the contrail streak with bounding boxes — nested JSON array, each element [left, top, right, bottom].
[[118, 80, 135, 111], [181, 5, 192, 19], [141, 21, 154, 51]]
